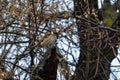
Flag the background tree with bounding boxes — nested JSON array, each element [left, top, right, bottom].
[[0, 0, 119, 80], [74, 0, 120, 80]]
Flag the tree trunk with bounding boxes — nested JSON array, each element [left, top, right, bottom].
[[74, 0, 118, 80]]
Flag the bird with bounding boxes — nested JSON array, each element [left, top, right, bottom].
[[38, 47, 59, 80], [39, 32, 58, 48]]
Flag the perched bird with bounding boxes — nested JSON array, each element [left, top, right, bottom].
[[39, 32, 58, 48], [38, 47, 59, 80]]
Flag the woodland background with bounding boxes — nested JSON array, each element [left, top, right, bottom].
[[0, 0, 120, 80]]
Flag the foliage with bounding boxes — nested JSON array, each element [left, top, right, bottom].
[[0, 0, 119, 80], [0, 0, 77, 80], [102, 0, 118, 27]]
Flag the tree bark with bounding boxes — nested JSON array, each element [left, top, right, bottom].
[[74, 0, 118, 80]]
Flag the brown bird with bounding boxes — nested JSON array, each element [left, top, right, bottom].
[[39, 32, 58, 48], [38, 47, 59, 80]]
